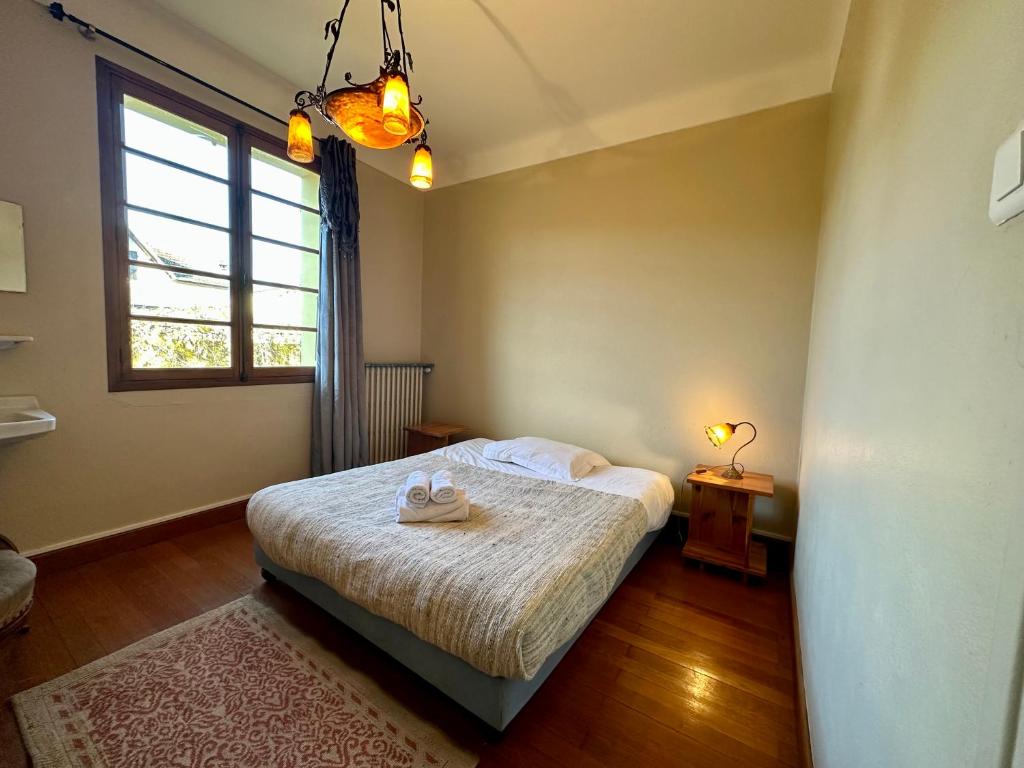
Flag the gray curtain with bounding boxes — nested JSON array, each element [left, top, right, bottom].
[[311, 136, 368, 475]]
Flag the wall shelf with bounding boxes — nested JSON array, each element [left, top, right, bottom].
[[0, 335, 33, 351]]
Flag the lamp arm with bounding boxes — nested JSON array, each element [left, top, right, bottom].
[[729, 422, 757, 470]]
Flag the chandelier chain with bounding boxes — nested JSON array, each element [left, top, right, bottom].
[[396, 0, 412, 75], [319, 0, 352, 95]]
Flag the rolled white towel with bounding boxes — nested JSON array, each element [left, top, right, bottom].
[[396, 489, 470, 523], [429, 469, 458, 504], [401, 470, 431, 508]]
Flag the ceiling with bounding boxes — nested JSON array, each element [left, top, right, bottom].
[[151, 0, 852, 189]]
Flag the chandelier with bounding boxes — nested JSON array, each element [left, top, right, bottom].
[[287, 0, 433, 189]]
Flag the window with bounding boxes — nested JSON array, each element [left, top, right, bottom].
[[97, 59, 321, 390]]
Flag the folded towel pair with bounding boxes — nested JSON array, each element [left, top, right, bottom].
[[396, 489, 469, 523], [400, 469, 460, 508]]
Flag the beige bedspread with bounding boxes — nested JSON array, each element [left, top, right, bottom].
[[246, 454, 648, 679]]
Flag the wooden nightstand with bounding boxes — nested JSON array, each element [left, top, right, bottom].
[[403, 422, 467, 456], [682, 465, 774, 580]]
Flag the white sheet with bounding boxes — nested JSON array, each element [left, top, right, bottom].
[[433, 438, 675, 531]]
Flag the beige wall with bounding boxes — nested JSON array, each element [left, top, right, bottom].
[[794, 0, 1024, 766], [421, 97, 829, 537], [0, 0, 423, 553]]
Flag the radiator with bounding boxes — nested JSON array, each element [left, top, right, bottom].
[[365, 363, 433, 463]]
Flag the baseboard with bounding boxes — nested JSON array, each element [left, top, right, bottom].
[[791, 581, 814, 768], [29, 497, 250, 576]]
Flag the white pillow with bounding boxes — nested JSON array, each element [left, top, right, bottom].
[[482, 437, 610, 481]]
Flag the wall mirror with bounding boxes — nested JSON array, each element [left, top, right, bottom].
[[0, 200, 27, 293]]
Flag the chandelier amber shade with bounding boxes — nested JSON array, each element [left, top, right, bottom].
[[286, 109, 314, 164], [410, 144, 433, 189], [381, 74, 411, 136], [323, 77, 424, 150]]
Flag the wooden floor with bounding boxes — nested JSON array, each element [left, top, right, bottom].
[[1, 519, 800, 767]]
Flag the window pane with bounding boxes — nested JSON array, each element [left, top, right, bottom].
[[130, 319, 231, 369], [251, 239, 318, 289], [127, 209, 230, 276], [126, 153, 229, 227], [253, 328, 316, 368], [253, 284, 317, 328], [251, 194, 319, 250], [130, 263, 231, 322], [251, 147, 319, 209], [123, 95, 229, 179]]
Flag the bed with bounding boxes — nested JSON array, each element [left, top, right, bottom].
[[248, 438, 674, 731]]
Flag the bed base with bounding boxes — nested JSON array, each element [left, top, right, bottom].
[[254, 528, 659, 732]]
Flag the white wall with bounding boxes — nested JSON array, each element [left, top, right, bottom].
[[794, 0, 1024, 766], [0, 0, 423, 553], [422, 97, 829, 538]]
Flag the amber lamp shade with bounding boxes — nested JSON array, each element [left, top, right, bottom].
[[287, 109, 314, 164], [410, 144, 433, 190], [381, 74, 411, 136], [705, 422, 735, 447]]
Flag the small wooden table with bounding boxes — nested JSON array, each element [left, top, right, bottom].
[[682, 465, 774, 580], [403, 422, 467, 457]]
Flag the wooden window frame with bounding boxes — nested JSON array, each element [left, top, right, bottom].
[[96, 58, 321, 391]]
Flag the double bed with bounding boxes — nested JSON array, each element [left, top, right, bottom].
[[247, 438, 674, 731]]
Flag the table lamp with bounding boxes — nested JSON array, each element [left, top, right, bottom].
[[704, 421, 757, 480]]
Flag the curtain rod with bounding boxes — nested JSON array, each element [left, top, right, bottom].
[[46, 1, 311, 136]]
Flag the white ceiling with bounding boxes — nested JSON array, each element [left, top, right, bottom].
[[151, 0, 851, 188]]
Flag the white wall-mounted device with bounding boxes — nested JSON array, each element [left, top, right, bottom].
[[990, 121, 1024, 225]]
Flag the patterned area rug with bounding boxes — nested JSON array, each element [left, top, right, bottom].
[[12, 596, 476, 768]]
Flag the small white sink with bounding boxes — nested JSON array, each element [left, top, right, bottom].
[[0, 396, 56, 443]]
